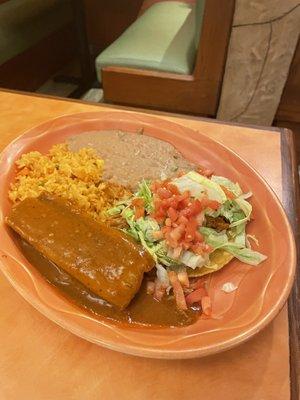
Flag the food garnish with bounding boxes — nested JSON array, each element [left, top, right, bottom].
[[107, 170, 267, 311]]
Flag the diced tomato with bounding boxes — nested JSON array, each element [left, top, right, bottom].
[[178, 197, 190, 209], [180, 200, 202, 218], [172, 246, 182, 259], [177, 215, 189, 225], [185, 287, 207, 305], [161, 225, 171, 235], [150, 181, 160, 191], [202, 243, 213, 253], [169, 224, 185, 241], [167, 207, 178, 222], [190, 278, 206, 290], [132, 197, 144, 207], [182, 242, 191, 250], [169, 198, 179, 209], [220, 185, 235, 200], [185, 218, 197, 236], [157, 188, 172, 199], [155, 206, 166, 218], [154, 280, 167, 301], [196, 212, 204, 225], [197, 166, 214, 178], [154, 216, 165, 224], [189, 199, 202, 216], [167, 237, 179, 249], [178, 270, 189, 288], [154, 199, 161, 209], [191, 243, 203, 255], [201, 198, 220, 210], [146, 281, 155, 295], [182, 190, 191, 199], [152, 230, 164, 240], [180, 207, 191, 217], [134, 206, 145, 219], [184, 234, 194, 243], [167, 183, 180, 195], [168, 271, 188, 310], [165, 218, 172, 227], [195, 231, 204, 242], [201, 296, 212, 316], [176, 170, 185, 178], [161, 199, 170, 209]]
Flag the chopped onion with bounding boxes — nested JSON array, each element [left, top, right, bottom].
[[177, 270, 189, 287], [160, 171, 167, 181], [156, 263, 169, 286], [247, 234, 259, 246], [146, 281, 155, 295], [245, 235, 251, 249], [154, 279, 167, 301], [166, 285, 172, 295], [168, 271, 188, 310], [221, 282, 238, 293], [240, 191, 253, 200], [196, 211, 205, 225]]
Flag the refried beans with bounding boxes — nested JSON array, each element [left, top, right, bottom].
[[67, 130, 195, 188]]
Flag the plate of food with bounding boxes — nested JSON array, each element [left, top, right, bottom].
[[0, 111, 296, 359]]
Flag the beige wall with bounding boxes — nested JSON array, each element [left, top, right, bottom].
[[217, 1, 300, 126]]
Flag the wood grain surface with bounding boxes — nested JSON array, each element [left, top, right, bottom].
[[281, 129, 300, 400], [0, 90, 295, 400]]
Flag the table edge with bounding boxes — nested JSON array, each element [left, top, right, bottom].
[[0, 88, 281, 132], [280, 128, 300, 400]]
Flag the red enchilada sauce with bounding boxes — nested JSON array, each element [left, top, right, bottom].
[[17, 238, 198, 327], [8, 195, 198, 327]]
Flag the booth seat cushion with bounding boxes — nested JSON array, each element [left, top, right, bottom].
[[0, 0, 72, 65], [95, 1, 199, 81]]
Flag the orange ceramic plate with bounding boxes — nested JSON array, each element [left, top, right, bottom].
[[0, 112, 296, 359]]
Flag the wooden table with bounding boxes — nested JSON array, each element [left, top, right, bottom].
[[0, 90, 298, 400]]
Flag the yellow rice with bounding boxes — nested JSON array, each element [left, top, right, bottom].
[[9, 144, 130, 220]]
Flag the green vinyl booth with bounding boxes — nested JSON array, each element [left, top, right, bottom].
[[95, 1, 205, 82]]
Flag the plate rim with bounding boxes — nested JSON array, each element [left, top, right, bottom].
[[0, 110, 296, 359]]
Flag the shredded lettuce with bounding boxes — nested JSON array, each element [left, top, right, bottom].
[[121, 208, 180, 267], [156, 246, 181, 267], [200, 226, 266, 266], [211, 175, 242, 197], [204, 200, 243, 222], [200, 227, 228, 248], [232, 222, 246, 246], [179, 250, 206, 269], [134, 217, 160, 242], [105, 204, 125, 216], [187, 171, 227, 203], [106, 171, 266, 270], [221, 244, 267, 265], [156, 263, 169, 285], [172, 175, 205, 198], [230, 197, 252, 227], [137, 231, 158, 262], [135, 180, 154, 212], [172, 171, 227, 203]]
